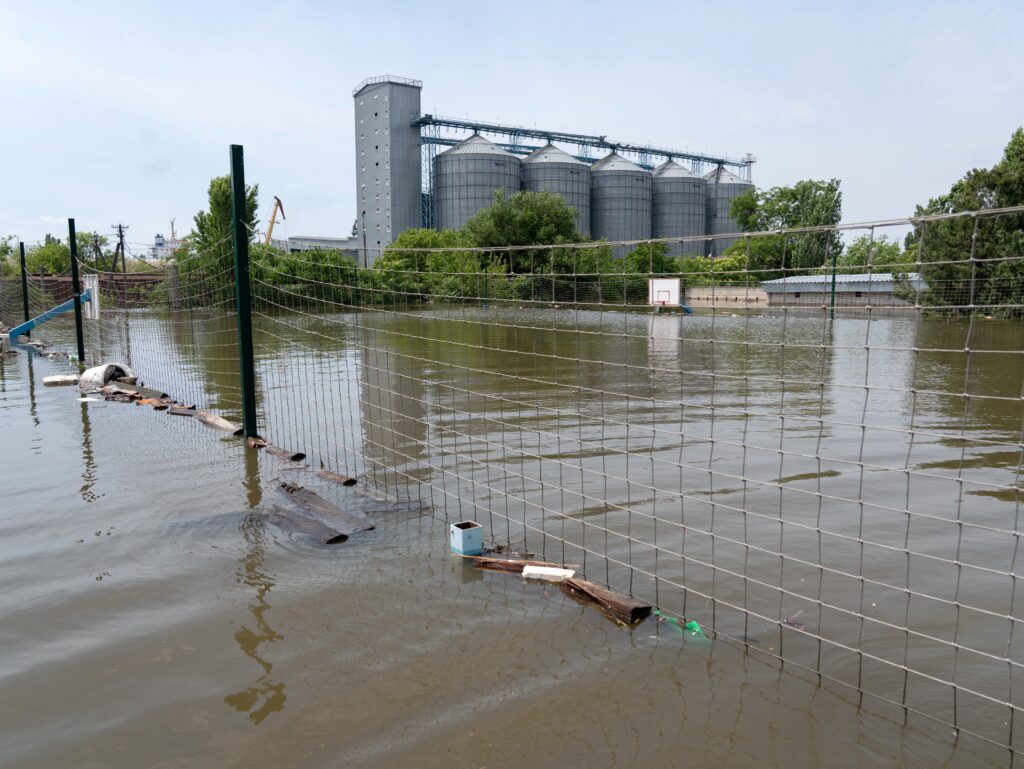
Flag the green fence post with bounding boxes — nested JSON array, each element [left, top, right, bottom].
[[67, 218, 86, 364], [18, 241, 30, 336], [229, 144, 259, 440], [828, 237, 838, 321]]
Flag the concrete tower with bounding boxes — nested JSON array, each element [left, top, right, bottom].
[[352, 76, 422, 262]]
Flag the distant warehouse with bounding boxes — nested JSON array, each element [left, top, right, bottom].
[[760, 273, 928, 308]]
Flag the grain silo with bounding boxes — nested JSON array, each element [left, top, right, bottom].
[[704, 166, 753, 256], [652, 160, 707, 256], [433, 134, 521, 231], [590, 152, 651, 253], [521, 144, 591, 237]]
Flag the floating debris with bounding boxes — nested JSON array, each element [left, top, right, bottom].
[[278, 482, 374, 536], [521, 565, 575, 582], [464, 555, 577, 575], [560, 578, 652, 625], [783, 610, 806, 631], [196, 409, 242, 435], [43, 374, 80, 386], [653, 609, 706, 638], [79, 363, 134, 390], [484, 543, 534, 559], [266, 445, 306, 462], [265, 507, 348, 545], [316, 469, 357, 487]]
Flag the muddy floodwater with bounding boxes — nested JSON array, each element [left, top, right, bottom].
[[1, 309, 1021, 768]]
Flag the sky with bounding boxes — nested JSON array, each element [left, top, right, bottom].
[[1, 0, 1021, 254]]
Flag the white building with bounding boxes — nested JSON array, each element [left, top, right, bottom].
[[150, 234, 184, 260]]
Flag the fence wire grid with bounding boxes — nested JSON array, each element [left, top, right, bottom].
[[2, 206, 1023, 763]]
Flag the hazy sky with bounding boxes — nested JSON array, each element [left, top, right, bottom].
[[1, 0, 1021, 253]]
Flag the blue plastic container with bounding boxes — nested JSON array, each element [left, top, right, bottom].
[[450, 521, 484, 555]]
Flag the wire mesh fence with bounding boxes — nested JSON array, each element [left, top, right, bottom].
[[3, 205, 1023, 762]]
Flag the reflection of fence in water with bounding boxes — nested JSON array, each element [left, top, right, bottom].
[[5, 209, 1024, 762], [242, 210, 1023, 762]]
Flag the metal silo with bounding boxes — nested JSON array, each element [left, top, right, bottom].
[[652, 160, 706, 256], [521, 144, 591, 237], [704, 167, 753, 256], [433, 134, 521, 231], [590, 152, 651, 255]]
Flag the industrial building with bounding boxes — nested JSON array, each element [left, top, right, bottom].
[[353, 76, 754, 261], [760, 273, 927, 308]]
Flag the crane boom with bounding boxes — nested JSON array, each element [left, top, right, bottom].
[[265, 197, 286, 245]]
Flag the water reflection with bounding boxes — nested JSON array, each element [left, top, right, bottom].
[[78, 400, 99, 503], [361, 322, 429, 495], [25, 352, 39, 426], [224, 448, 286, 724]]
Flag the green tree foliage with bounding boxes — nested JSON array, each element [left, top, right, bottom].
[[251, 244, 358, 308], [823, 234, 917, 275], [727, 179, 843, 276], [371, 228, 486, 304], [179, 175, 259, 304], [25, 234, 70, 275], [0, 237, 15, 277], [463, 190, 581, 274], [677, 252, 751, 286], [907, 128, 1024, 315]]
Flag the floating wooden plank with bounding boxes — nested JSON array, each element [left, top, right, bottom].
[[196, 409, 243, 435], [560, 578, 652, 625], [136, 385, 171, 400], [462, 555, 578, 574], [278, 482, 374, 536], [316, 469, 357, 487], [266, 444, 306, 462], [43, 374, 79, 386], [265, 508, 347, 545], [168, 406, 196, 417]]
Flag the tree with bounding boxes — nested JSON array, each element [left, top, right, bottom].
[[828, 234, 916, 274], [463, 189, 581, 273], [372, 228, 478, 303], [191, 174, 259, 260], [727, 178, 843, 276], [25, 237, 70, 275], [0, 237, 15, 277], [179, 175, 259, 304], [907, 128, 1024, 314]]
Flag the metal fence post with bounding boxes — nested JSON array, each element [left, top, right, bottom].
[[229, 144, 259, 440], [828, 236, 838, 320], [18, 241, 30, 336], [67, 219, 86, 364]]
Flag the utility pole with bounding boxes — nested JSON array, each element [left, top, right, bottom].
[[92, 234, 103, 272], [112, 224, 129, 303], [111, 224, 129, 274]]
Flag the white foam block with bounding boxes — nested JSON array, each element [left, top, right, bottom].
[[521, 565, 575, 582]]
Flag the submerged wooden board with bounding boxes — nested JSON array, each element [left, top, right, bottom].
[[196, 409, 242, 434], [266, 444, 306, 462], [560, 578, 652, 625], [265, 508, 347, 545], [464, 555, 577, 574], [316, 469, 357, 487], [43, 374, 79, 386], [278, 482, 374, 536]]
